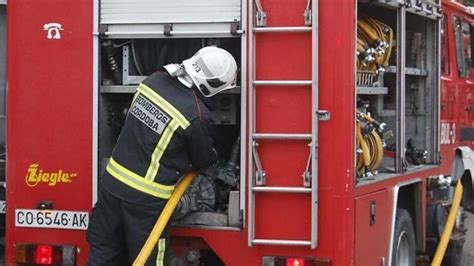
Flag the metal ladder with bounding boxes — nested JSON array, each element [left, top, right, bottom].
[[248, 0, 322, 249]]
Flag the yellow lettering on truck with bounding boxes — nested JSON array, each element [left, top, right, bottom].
[[25, 163, 77, 187]]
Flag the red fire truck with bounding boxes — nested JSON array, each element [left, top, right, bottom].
[[5, 0, 474, 265]]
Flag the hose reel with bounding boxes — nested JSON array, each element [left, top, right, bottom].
[[357, 16, 394, 73], [356, 111, 385, 177]]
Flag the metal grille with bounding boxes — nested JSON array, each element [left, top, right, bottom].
[[356, 70, 379, 87]]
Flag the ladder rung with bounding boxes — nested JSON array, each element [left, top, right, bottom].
[[253, 133, 312, 140], [252, 239, 311, 246], [253, 80, 312, 86], [252, 187, 311, 193], [253, 27, 312, 33]]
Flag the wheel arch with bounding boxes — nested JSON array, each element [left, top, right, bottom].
[[453, 147, 474, 212], [388, 179, 423, 264]]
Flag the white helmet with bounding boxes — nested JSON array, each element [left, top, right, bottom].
[[182, 46, 238, 97]]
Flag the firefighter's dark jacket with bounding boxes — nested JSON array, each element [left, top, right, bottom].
[[102, 72, 217, 203]]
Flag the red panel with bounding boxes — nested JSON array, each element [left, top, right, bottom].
[[172, 189, 337, 265], [439, 4, 474, 173], [248, 0, 357, 264], [259, 0, 309, 27], [317, 0, 356, 264], [354, 190, 393, 266], [258, 140, 309, 187], [255, 194, 311, 240], [256, 87, 312, 134], [256, 34, 312, 81], [6, 0, 93, 264]]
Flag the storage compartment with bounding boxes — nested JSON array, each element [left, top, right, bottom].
[[354, 189, 392, 266], [356, 1, 440, 182], [404, 13, 438, 170], [97, 1, 245, 229], [356, 3, 398, 179]]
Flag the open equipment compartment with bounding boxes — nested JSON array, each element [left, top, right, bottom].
[[97, 0, 246, 229], [356, 0, 441, 183], [404, 10, 439, 171]]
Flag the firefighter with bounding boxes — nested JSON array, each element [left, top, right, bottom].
[[86, 46, 238, 266]]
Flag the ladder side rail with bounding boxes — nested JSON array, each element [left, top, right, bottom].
[[239, 0, 248, 228], [247, 0, 257, 247], [310, 0, 319, 249]]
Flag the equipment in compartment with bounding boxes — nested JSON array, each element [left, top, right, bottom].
[[406, 31, 425, 68], [209, 94, 238, 125], [173, 137, 241, 226], [405, 139, 427, 165], [355, 14, 394, 178], [100, 39, 240, 126], [357, 16, 394, 86], [99, 37, 243, 227], [356, 111, 386, 177], [122, 39, 205, 85], [101, 39, 240, 86], [102, 40, 122, 85], [355, 2, 440, 180]]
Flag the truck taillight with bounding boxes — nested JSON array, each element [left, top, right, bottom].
[[287, 258, 306, 266], [35, 245, 54, 264], [262, 256, 331, 266], [15, 244, 76, 265]]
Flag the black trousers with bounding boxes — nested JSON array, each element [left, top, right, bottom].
[[87, 189, 170, 266]]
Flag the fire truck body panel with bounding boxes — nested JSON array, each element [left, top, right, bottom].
[[442, 2, 474, 213], [5, 0, 474, 265], [6, 0, 94, 263]]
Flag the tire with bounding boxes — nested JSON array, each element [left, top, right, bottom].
[[441, 206, 465, 266], [392, 208, 416, 266], [443, 243, 463, 266]]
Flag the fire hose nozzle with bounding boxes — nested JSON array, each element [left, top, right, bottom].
[[378, 123, 386, 132]]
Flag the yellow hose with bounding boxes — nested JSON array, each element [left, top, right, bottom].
[[356, 17, 393, 72], [431, 181, 464, 266], [357, 124, 371, 167], [133, 172, 197, 266]]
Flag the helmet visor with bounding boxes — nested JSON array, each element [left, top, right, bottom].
[[207, 78, 226, 88]]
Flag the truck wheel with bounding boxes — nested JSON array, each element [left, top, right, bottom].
[[392, 208, 416, 266], [442, 239, 464, 266]]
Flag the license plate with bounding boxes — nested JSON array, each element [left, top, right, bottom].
[[0, 201, 5, 214], [15, 209, 89, 230]]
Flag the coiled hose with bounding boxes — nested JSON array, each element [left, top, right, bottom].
[[357, 17, 393, 73], [356, 112, 384, 175]]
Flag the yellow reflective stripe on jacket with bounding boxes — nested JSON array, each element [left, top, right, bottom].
[[145, 119, 180, 181], [156, 238, 166, 266], [132, 90, 140, 104], [106, 158, 175, 199], [137, 83, 190, 129]]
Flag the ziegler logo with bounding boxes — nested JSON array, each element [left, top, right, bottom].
[[25, 164, 77, 187]]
